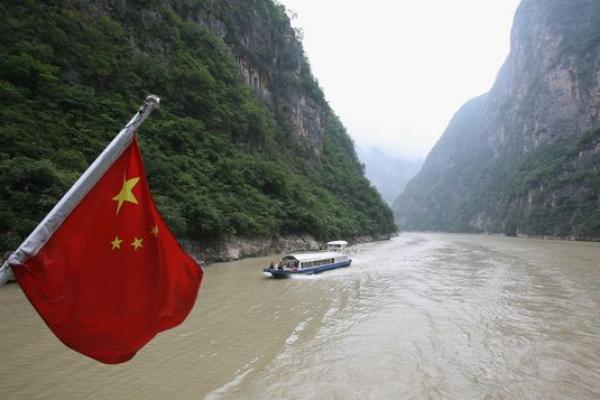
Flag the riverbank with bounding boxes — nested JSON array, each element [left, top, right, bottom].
[[400, 230, 600, 243], [180, 233, 393, 265], [0, 234, 393, 279]]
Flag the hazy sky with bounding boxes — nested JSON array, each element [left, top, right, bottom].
[[279, 0, 521, 159]]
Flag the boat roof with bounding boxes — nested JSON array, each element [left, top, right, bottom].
[[327, 240, 348, 245], [284, 252, 340, 262]]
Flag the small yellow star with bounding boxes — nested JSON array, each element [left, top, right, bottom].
[[150, 225, 159, 237], [111, 236, 123, 250], [112, 175, 140, 215], [131, 237, 143, 251]]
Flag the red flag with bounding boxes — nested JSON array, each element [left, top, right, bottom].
[[12, 135, 203, 364]]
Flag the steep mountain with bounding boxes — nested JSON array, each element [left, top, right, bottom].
[[357, 147, 422, 205], [0, 0, 395, 253], [395, 0, 600, 240]]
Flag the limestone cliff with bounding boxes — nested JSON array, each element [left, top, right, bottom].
[[395, 0, 600, 240], [0, 0, 395, 252], [185, 0, 326, 149]]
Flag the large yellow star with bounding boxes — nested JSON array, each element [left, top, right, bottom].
[[131, 237, 143, 251], [112, 175, 140, 215]]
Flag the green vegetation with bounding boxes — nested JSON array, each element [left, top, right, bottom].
[[395, 85, 600, 239], [396, 124, 600, 239], [503, 127, 600, 238], [0, 0, 395, 250]]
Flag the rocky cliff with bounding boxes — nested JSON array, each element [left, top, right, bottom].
[[0, 0, 395, 254], [395, 0, 600, 240], [184, 0, 327, 148]]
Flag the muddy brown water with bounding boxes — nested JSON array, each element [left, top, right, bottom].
[[1, 233, 600, 399]]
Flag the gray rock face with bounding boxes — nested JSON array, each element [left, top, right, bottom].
[[395, 0, 600, 240], [180, 233, 391, 265], [92, 1, 327, 152], [488, 0, 600, 153], [188, 0, 326, 149]]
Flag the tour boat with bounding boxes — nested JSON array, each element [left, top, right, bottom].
[[263, 240, 352, 278]]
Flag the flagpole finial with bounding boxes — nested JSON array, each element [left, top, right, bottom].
[[142, 94, 160, 107], [138, 95, 160, 115], [125, 95, 161, 131]]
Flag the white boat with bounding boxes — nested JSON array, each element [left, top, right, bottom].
[[263, 241, 352, 278]]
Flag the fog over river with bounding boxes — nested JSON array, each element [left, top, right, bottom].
[[1, 233, 600, 399]]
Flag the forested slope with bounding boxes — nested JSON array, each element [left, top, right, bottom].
[[0, 0, 395, 251]]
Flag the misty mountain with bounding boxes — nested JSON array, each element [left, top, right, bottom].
[[395, 0, 600, 240], [358, 147, 422, 205]]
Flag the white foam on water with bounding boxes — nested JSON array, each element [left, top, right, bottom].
[[204, 356, 260, 400]]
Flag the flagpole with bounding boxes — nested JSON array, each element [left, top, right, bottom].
[[0, 95, 161, 286]]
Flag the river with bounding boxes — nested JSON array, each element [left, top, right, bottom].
[[1, 233, 600, 399]]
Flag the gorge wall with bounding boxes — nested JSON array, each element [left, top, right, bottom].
[[395, 0, 600, 240], [0, 0, 396, 257]]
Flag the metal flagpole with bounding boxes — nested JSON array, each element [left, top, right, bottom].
[[0, 95, 161, 286]]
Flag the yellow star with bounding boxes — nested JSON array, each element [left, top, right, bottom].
[[112, 175, 140, 215], [150, 225, 159, 237], [131, 237, 143, 251], [111, 236, 123, 250]]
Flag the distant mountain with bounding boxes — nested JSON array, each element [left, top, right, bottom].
[[0, 0, 395, 251], [358, 147, 422, 205], [395, 0, 600, 240]]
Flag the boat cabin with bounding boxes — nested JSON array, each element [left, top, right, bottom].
[[327, 240, 348, 252], [282, 252, 340, 270], [265, 240, 351, 276]]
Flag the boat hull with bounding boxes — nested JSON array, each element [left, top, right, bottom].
[[264, 259, 352, 278]]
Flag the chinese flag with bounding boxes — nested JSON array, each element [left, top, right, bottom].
[[13, 135, 203, 364]]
